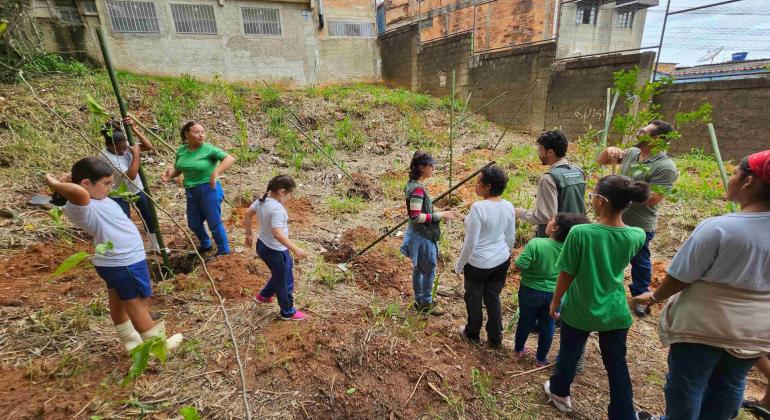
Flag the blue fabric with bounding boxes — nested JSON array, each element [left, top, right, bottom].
[[400, 226, 438, 305], [110, 191, 156, 233], [550, 322, 635, 420], [185, 182, 230, 254], [95, 260, 152, 300], [662, 343, 758, 420], [629, 231, 654, 297], [514, 284, 556, 363], [256, 239, 296, 317]]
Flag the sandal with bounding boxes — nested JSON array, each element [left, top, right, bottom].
[[742, 400, 770, 420]]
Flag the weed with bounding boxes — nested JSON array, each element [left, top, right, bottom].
[[177, 338, 204, 365], [334, 117, 365, 151], [326, 195, 366, 215], [311, 260, 350, 289], [22, 54, 90, 76], [398, 312, 427, 340], [253, 335, 267, 359], [645, 372, 666, 388], [381, 173, 404, 201], [258, 86, 281, 111], [471, 367, 497, 410]]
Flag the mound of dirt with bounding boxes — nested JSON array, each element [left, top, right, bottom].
[[286, 197, 313, 227], [205, 253, 270, 300], [341, 226, 378, 249], [346, 173, 382, 200], [350, 247, 411, 298], [321, 242, 356, 264]]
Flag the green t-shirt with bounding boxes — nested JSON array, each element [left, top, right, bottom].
[[516, 238, 563, 293], [557, 224, 646, 332], [619, 148, 678, 232], [174, 143, 229, 188]]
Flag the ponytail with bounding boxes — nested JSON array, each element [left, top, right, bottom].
[[101, 119, 126, 146], [596, 175, 651, 211], [259, 175, 297, 203]]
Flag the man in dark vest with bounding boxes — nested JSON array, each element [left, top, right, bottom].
[[516, 130, 587, 238]]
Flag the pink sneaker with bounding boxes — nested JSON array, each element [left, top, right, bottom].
[[281, 311, 306, 321], [255, 294, 274, 303], [514, 347, 530, 360]]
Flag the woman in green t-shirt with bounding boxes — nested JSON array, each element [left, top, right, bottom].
[[544, 175, 648, 420], [161, 121, 235, 257]]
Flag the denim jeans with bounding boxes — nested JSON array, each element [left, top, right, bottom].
[[662, 342, 758, 420], [400, 226, 437, 305], [463, 259, 509, 346], [111, 190, 156, 233], [514, 284, 555, 363], [185, 182, 230, 254], [256, 240, 296, 317], [550, 322, 635, 420], [629, 231, 654, 297]]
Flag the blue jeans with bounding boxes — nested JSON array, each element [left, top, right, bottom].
[[629, 231, 654, 297], [514, 284, 555, 363], [400, 227, 437, 305], [662, 343, 758, 420], [550, 322, 635, 420], [111, 190, 156, 233], [185, 182, 230, 254], [256, 240, 296, 317]]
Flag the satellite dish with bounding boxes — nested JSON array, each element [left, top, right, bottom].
[[697, 47, 724, 63]]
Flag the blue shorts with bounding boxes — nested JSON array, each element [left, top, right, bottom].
[[95, 260, 153, 300]]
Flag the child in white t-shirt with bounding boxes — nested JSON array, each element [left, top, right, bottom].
[[243, 175, 308, 321], [44, 157, 182, 353]]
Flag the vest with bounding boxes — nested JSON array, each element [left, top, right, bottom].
[[404, 180, 441, 242], [535, 164, 587, 237]]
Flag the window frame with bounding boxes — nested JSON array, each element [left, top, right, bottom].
[[617, 10, 635, 29], [105, 0, 161, 34], [328, 20, 376, 38], [80, 0, 99, 16], [170, 3, 218, 35], [575, 3, 597, 25], [241, 7, 282, 37]]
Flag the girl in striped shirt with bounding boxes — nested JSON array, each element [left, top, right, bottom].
[[399, 151, 459, 315]]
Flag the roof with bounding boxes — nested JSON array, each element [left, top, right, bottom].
[[666, 58, 770, 77]]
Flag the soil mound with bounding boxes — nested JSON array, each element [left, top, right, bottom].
[[346, 173, 382, 200]]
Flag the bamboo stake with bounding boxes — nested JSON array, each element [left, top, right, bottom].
[[449, 70, 455, 203], [707, 123, 737, 213], [125, 112, 176, 154], [451, 90, 509, 128], [96, 27, 170, 270]]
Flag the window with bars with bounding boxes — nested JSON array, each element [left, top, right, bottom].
[[617, 11, 634, 28], [328, 21, 374, 38], [242, 7, 281, 36], [57, 6, 83, 24], [106, 0, 160, 33], [575, 4, 597, 25], [81, 0, 98, 14], [171, 3, 217, 34]]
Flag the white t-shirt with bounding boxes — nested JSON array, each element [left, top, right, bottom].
[[250, 197, 289, 251], [64, 198, 146, 267], [99, 149, 144, 194], [667, 211, 770, 292], [455, 199, 516, 272]]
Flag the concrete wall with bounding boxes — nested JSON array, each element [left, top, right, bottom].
[[556, 3, 647, 59], [656, 77, 770, 161], [35, 0, 379, 85], [379, 24, 417, 88], [544, 51, 655, 139]]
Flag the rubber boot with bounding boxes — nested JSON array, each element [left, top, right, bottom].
[[115, 320, 143, 352], [139, 320, 184, 350]]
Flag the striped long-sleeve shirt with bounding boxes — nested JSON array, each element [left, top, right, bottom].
[[408, 186, 441, 224]]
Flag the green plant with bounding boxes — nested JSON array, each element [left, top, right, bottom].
[[179, 406, 201, 420], [51, 241, 113, 277], [122, 336, 168, 386], [258, 85, 281, 110], [312, 260, 350, 288], [326, 196, 366, 215], [471, 367, 497, 410], [334, 117, 365, 151]]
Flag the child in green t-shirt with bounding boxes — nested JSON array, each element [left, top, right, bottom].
[[544, 175, 648, 419], [513, 213, 589, 367]]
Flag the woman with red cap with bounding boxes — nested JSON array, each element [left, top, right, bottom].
[[634, 150, 770, 420]]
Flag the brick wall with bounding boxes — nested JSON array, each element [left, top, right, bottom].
[[656, 77, 770, 161], [544, 52, 655, 139]]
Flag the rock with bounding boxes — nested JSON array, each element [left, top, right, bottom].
[[0, 208, 14, 219]]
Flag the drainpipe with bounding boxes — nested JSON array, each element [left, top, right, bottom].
[[318, 0, 325, 30], [552, 0, 560, 39]]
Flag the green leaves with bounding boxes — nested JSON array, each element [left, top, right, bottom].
[[675, 103, 713, 126], [109, 183, 139, 203], [48, 207, 63, 225], [53, 251, 89, 276], [86, 94, 109, 118], [94, 241, 114, 255], [346, 387, 357, 395], [122, 336, 167, 386], [179, 406, 201, 420]]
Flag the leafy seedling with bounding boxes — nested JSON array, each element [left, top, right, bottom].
[[52, 241, 113, 277], [122, 335, 167, 386], [179, 406, 201, 420]]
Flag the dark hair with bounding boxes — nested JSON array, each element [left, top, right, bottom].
[[649, 120, 673, 137], [739, 158, 770, 198], [409, 151, 436, 181], [536, 130, 568, 158], [552, 213, 590, 242], [71, 157, 113, 185], [259, 175, 297, 202], [180, 121, 201, 142], [479, 165, 508, 196], [596, 175, 650, 211], [101, 120, 127, 146]]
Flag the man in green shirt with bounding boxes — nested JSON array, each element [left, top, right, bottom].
[[596, 120, 678, 317]]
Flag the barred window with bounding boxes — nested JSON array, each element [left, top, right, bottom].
[[81, 0, 98, 14], [57, 6, 83, 24], [617, 11, 634, 28], [242, 7, 281, 36], [106, 0, 160, 33], [328, 21, 375, 38], [171, 4, 217, 34], [575, 4, 597, 25]]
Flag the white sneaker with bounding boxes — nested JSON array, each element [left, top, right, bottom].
[[544, 380, 573, 413]]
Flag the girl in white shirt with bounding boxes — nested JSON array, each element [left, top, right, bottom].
[[455, 165, 516, 348]]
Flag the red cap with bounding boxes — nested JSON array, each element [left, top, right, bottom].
[[748, 150, 770, 184]]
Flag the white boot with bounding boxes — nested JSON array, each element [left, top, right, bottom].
[[139, 320, 184, 350], [115, 320, 143, 352], [148, 233, 161, 252]]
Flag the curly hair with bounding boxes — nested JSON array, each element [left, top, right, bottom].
[[536, 130, 568, 158], [479, 165, 508, 196]]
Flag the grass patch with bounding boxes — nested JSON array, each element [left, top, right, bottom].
[[311, 260, 350, 289], [334, 116, 365, 151], [326, 196, 366, 215]]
